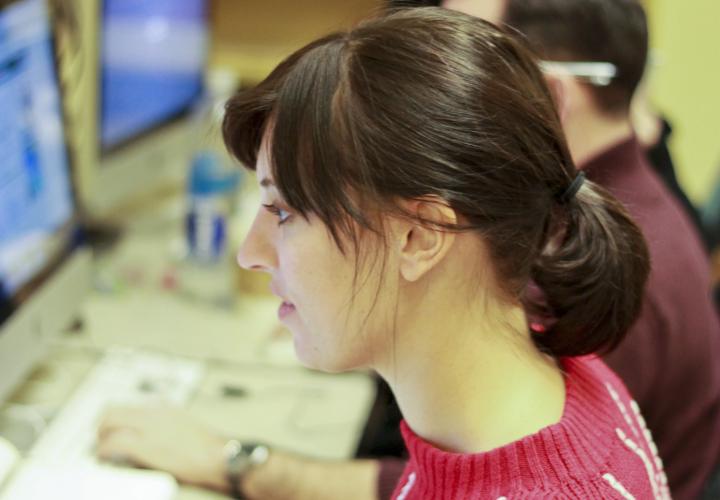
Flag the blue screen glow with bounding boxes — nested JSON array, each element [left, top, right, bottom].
[[0, 0, 74, 297], [99, 0, 208, 150]]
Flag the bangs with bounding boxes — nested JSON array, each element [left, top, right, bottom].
[[223, 32, 377, 251]]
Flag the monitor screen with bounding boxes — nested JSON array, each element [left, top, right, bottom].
[[0, 0, 74, 300], [99, 0, 208, 151]]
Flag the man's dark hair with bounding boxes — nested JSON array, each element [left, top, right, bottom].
[[504, 0, 648, 114]]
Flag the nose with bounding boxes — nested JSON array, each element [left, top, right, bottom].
[[236, 210, 277, 273]]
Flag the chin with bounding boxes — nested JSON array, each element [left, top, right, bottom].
[[292, 338, 358, 374]]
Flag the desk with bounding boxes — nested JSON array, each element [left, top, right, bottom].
[[8, 345, 374, 499], [2, 211, 376, 499]]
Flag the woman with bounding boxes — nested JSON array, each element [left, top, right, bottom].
[[224, 6, 668, 499]]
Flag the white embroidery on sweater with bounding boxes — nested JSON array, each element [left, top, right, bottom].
[[496, 497, 508, 500], [630, 400, 665, 479], [396, 472, 416, 500], [629, 400, 670, 495], [606, 383, 671, 500], [616, 428, 661, 499], [603, 473, 636, 500], [605, 382, 641, 439]]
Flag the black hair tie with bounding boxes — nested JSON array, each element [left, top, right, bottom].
[[557, 171, 586, 204]]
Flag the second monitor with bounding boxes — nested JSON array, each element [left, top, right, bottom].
[[57, 0, 210, 221]]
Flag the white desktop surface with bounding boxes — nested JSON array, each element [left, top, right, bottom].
[[65, 198, 317, 367], [3, 205, 376, 499]]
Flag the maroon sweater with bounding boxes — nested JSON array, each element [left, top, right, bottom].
[[586, 137, 720, 500], [378, 137, 720, 499], [391, 356, 669, 499]]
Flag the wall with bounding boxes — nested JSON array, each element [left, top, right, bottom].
[[210, 0, 382, 85], [647, 0, 720, 203]]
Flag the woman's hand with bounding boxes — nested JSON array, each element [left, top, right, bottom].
[[96, 406, 230, 492]]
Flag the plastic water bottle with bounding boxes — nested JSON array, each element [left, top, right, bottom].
[[180, 151, 240, 307]]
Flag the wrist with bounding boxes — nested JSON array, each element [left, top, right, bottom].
[[201, 437, 236, 494], [241, 451, 295, 500], [224, 440, 271, 499]]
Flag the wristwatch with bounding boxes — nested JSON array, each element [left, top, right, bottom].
[[224, 440, 271, 499]]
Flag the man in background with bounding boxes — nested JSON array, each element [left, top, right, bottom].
[[399, 0, 710, 247]]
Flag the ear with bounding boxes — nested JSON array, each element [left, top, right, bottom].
[[545, 74, 571, 124], [396, 198, 457, 283]]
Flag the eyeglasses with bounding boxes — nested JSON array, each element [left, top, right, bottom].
[[539, 61, 618, 87]]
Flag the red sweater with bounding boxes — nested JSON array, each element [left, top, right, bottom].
[[391, 356, 670, 499]]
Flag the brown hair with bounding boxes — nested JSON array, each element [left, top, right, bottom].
[[223, 7, 650, 357], [504, 0, 649, 114]]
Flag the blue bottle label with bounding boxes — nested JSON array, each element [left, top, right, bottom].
[[186, 198, 226, 262]]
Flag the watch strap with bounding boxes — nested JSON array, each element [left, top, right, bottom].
[[224, 440, 270, 499]]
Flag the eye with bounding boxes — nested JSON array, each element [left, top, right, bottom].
[[262, 203, 292, 225]]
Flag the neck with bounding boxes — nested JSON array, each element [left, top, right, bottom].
[[565, 109, 634, 167], [376, 258, 565, 454]]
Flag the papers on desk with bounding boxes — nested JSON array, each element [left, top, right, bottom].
[[0, 461, 177, 500]]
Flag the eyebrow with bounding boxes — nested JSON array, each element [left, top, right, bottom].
[[259, 177, 275, 188]]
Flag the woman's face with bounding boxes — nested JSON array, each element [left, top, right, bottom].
[[237, 139, 396, 373]]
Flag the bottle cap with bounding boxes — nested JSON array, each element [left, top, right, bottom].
[[188, 151, 241, 196]]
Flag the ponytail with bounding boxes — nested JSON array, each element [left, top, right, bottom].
[[529, 181, 650, 357]]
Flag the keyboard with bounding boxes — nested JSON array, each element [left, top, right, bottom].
[[29, 347, 204, 464]]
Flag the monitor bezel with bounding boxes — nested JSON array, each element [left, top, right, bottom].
[[64, 0, 211, 222]]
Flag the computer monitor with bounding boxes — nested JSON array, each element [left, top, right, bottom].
[[59, 0, 210, 221], [0, 0, 91, 403]]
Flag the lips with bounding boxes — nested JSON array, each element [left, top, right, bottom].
[[278, 301, 296, 320], [270, 282, 296, 320]]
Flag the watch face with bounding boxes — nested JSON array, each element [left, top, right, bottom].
[[225, 442, 271, 499], [248, 444, 270, 467], [226, 441, 270, 477], [224, 440, 247, 476]]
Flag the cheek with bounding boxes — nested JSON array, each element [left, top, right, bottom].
[[275, 224, 397, 370], [282, 251, 364, 370], [291, 254, 355, 327], [276, 228, 354, 325]]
